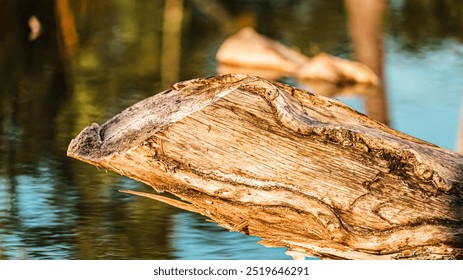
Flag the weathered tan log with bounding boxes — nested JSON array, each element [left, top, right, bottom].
[[67, 74, 463, 260]]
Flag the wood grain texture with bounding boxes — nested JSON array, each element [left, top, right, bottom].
[[67, 74, 463, 259]]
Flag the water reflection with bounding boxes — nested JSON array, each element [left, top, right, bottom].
[[0, 0, 462, 259], [389, 0, 463, 51], [172, 213, 291, 260]]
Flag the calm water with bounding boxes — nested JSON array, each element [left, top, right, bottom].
[[0, 0, 462, 259]]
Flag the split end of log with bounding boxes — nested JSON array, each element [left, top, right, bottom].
[[68, 123, 103, 161]]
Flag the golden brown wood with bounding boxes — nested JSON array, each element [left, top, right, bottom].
[[67, 74, 463, 259]]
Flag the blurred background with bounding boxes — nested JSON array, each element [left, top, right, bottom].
[[0, 0, 462, 259]]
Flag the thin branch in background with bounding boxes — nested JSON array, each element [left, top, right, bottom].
[[161, 0, 184, 88], [55, 0, 79, 59], [458, 97, 463, 153]]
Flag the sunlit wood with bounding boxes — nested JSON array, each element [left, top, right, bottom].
[[216, 27, 379, 87], [68, 74, 463, 260]]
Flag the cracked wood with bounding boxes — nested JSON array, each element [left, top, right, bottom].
[[67, 74, 463, 259]]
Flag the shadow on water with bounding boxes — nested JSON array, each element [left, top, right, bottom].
[[0, 0, 462, 259], [0, 0, 175, 259], [0, 0, 71, 259]]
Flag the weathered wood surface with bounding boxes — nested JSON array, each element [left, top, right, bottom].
[[67, 74, 463, 259]]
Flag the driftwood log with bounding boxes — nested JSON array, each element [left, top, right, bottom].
[[67, 74, 463, 259], [216, 27, 379, 86]]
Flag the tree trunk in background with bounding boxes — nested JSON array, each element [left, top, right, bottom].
[[67, 74, 463, 260], [458, 97, 463, 154], [346, 0, 389, 125], [161, 0, 183, 88], [56, 0, 79, 58]]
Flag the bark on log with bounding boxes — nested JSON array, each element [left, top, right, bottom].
[[67, 74, 463, 260]]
